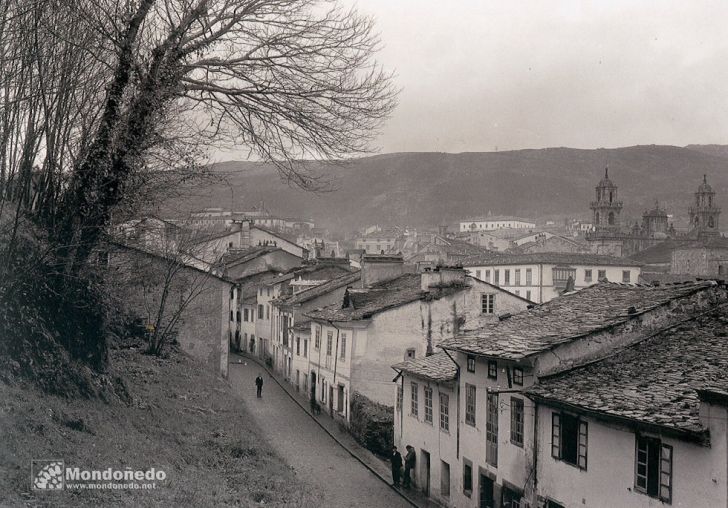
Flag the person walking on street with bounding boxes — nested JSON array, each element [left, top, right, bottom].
[[403, 445, 416, 488], [255, 374, 264, 398], [390, 446, 403, 488]]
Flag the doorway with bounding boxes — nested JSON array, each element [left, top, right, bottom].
[[421, 449, 430, 496], [479, 473, 494, 508]]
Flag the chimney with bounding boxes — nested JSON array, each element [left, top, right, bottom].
[[237, 219, 251, 249], [421, 265, 466, 290], [360, 253, 404, 287]]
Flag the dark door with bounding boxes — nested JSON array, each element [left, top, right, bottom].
[[479, 474, 494, 508], [421, 450, 430, 496], [310, 371, 317, 401]]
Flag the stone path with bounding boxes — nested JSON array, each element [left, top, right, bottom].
[[229, 357, 412, 508]]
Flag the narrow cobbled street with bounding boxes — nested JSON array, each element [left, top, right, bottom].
[[229, 360, 410, 508]]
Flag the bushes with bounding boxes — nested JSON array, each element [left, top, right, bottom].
[[0, 216, 116, 397], [349, 391, 394, 457]]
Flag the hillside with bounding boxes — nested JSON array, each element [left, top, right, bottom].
[[0, 346, 319, 507], [155, 145, 728, 234]]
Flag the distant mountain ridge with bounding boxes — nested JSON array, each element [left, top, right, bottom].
[[160, 144, 728, 234]]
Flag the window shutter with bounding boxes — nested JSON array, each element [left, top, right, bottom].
[[551, 412, 561, 459], [578, 420, 588, 469], [659, 444, 672, 503], [635, 437, 648, 491]]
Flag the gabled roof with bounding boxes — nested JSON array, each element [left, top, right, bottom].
[[277, 271, 361, 306], [461, 251, 643, 267], [392, 353, 457, 382], [526, 305, 728, 436], [223, 246, 282, 267], [305, 273, 481, 322], [440, 281, 718, 360]]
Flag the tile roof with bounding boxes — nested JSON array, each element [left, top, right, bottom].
[[223, 246, 281, 267], [237, 270, 280, 303], [440, 281, 718, 360], [305, 273, 467, 322], [392, 353, 458, 382], [526, 305, 728, 434], [461, 251, 643, 267], [264, 263, 352, 286], [277, 271, 361, 306]]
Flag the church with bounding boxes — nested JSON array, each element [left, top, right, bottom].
[[586, 169, 722, 259], [586, 168, 676, 257]]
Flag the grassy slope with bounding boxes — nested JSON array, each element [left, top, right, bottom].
[[0, 346, 320, 507]]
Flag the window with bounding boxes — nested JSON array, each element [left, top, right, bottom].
[[504, 269, 511, 285], [243, 308, 249, 321], [511, 397, 524, 447], [465, 384, 476, 426], [494, 269, 500, 285], [314, 327, 321, 350], [515, 269, 521, 286], [236, 311, 241, 322], [258, 304, 264, 319], [584, 269, 593, 282], [230, 310, 233, 321], [481, 294, 495, 314], [340, 333, 347, 359], [503, 486, 523, 508], [525, 268, 532, 285], [526, 290, 532, 301], [475, 269, 481, 279], [635, 435, 672, 503], [598, 269, 607, 281], [488, 360, 497, 379], [439, 393, 449, 432], [485, 269, 491, 282], [486, 393, 498, 466], [463, 459, 473, 496], [424, 386, 433, 424], [467, 355, 476, 372], [405, 348, 416, 360], [326, 331, 333, 356], [622, 270, 631, 283], [296, 337, 300, 355], [513, 367, 523, 386], [411, 382, 419, 417], [303, 339, 308, 357], [396, 384, 403, 412], [266, 305, 270, 320], [441, 461, 450, 498], [551, 412, 588, 469]]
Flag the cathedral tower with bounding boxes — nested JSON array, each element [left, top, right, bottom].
[[590, 167, 623, 232], [689, 175, 721, 238]]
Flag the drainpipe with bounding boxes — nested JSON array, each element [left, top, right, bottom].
[[328, 320, 341, 419], [532, 399, 539, 506], [539, 263, 544, 303], [442, 347, 461, 460]]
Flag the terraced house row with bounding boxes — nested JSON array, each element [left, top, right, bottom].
[[393, 280, 728, 508]]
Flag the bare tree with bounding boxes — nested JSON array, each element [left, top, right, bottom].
[[107, 220, 229, 356]]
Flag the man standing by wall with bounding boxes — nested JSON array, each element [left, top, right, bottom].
[[390, 446, 402, 488], [403, 445, 416, 488]]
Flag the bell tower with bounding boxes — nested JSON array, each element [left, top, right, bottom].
[[590, 167, 623, 232], [689, 175, 721, 238]]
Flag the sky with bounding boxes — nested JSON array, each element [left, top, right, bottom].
[[216, 1, 728, 160], [341, 0, 728, 153]]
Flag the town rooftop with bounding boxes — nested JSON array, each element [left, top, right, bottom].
[[440, 281, 718, 360]]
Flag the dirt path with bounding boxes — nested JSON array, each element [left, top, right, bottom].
[[229, 360, 410, 508]]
